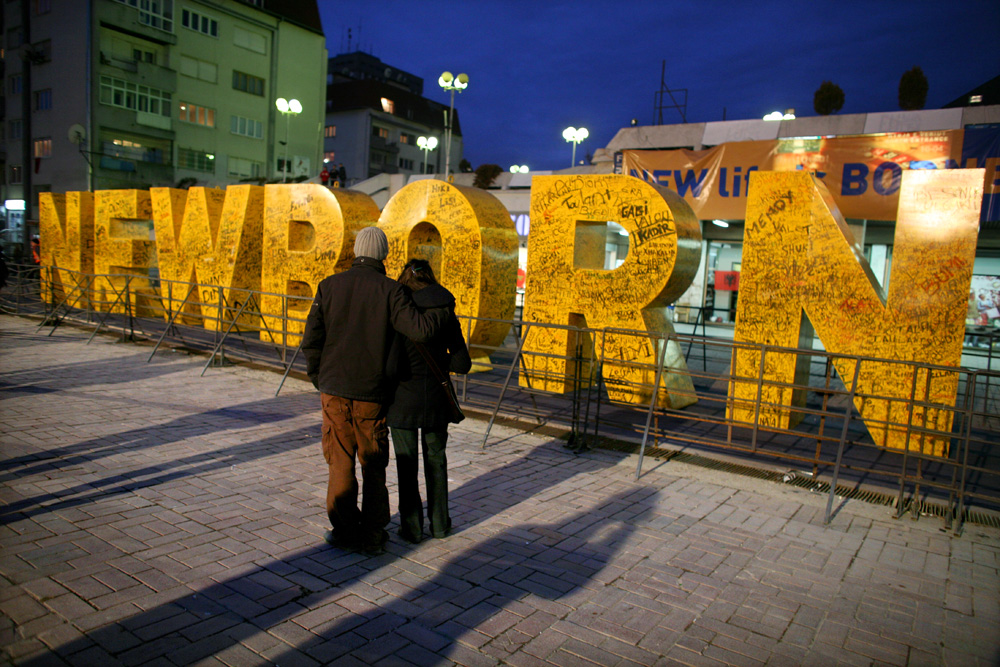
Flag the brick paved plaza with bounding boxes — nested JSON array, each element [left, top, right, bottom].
[[1, 314, 999, 666]]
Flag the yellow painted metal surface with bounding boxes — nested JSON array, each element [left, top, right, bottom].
[[260, 184, 380, 345], [522, 175, 703, 408], [150, 186, 265, 329], [38, 192, 94, 307], [731, 170, 983, 456], [379, 180, 518, 368], [93, 190, 156, 314]]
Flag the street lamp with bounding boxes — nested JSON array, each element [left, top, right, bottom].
[[509, 165, 529, 173], [438, 71, 468, 177], [562, 127, 589, 167], [275, 97, 302, 182], [417, 136, 438, 174]]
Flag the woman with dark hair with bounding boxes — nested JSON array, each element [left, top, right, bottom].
[[388, 258, 471, 543]]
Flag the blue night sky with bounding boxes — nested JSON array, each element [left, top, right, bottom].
[[316, 1, 1000, 172]]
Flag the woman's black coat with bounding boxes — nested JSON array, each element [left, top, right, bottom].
[[386, 283, 472, 430]]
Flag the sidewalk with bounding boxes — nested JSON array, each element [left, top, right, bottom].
[[1, 313, 998, 667]]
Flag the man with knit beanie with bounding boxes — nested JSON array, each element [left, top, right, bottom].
[[301, 227, 448, 554]]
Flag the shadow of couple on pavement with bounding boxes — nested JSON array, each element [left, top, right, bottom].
[[19, 440, 652, 666]]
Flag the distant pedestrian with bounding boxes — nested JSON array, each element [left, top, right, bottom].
[[301, 227, 449, 555], [387, 259, 471, 543], [337, 163, 347, 187], [320, 167, 330, 187]]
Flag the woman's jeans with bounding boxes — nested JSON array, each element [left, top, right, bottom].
[[390, 427, 451, 540]]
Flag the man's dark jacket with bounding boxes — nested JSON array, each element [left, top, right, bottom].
[[301, 258, 447, 401]]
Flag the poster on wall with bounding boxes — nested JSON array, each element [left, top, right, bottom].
[[968, 275, 1000, 327]]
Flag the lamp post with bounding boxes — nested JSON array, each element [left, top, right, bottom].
[[275, 97, 302, 182], [562, 126, 589, 167], [509, 165, 529, 173], [438, 71, 468, 177], [417, 136, 438, 174]]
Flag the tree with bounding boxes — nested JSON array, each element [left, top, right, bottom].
[[473, 164, 502, 189], [813, 81, 845, 115], [898, 66, 928, 110], [458, 159, 473, 173]]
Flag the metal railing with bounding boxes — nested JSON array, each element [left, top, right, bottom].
[[4, 264, 998, 534]]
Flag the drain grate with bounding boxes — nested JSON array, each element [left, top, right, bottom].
[[586, 436, 1000, 530]]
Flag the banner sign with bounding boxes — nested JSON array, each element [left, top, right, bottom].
[[621, 130, 982, 221]]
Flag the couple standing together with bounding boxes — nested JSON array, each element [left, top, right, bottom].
[[301, 227, 471, 554]]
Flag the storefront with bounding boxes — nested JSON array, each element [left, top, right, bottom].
[[615, 127, 1000, 338]]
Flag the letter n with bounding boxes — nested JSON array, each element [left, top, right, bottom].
[[38, 191, 94, 308], [730, 170, 983, 456], [522, 175, 702, 408]]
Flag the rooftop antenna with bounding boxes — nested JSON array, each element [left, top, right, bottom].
[[346, 28, 352, 52], [653, 60, 688, 125]]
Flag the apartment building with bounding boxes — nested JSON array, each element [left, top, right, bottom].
[[323, 51, 460, 185], [1, 0, 326, 257]]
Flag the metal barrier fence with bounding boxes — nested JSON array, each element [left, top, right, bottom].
[[4, 264, 998, 534]]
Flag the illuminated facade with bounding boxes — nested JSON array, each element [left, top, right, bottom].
[[0, 0, 326, 259]]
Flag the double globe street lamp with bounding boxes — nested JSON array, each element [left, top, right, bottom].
[[438, 71, 468, 177], [275, 97, 302, 182], [562, 126, 589, 167], [417, 136, 438, 174]]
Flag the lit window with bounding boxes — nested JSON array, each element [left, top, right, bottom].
[[33, 137, 52, 158], [178, 101, 215, 127], [324, 125, 336, 138], [380, 97, 394, 114], [970, 94, 983, 104]]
